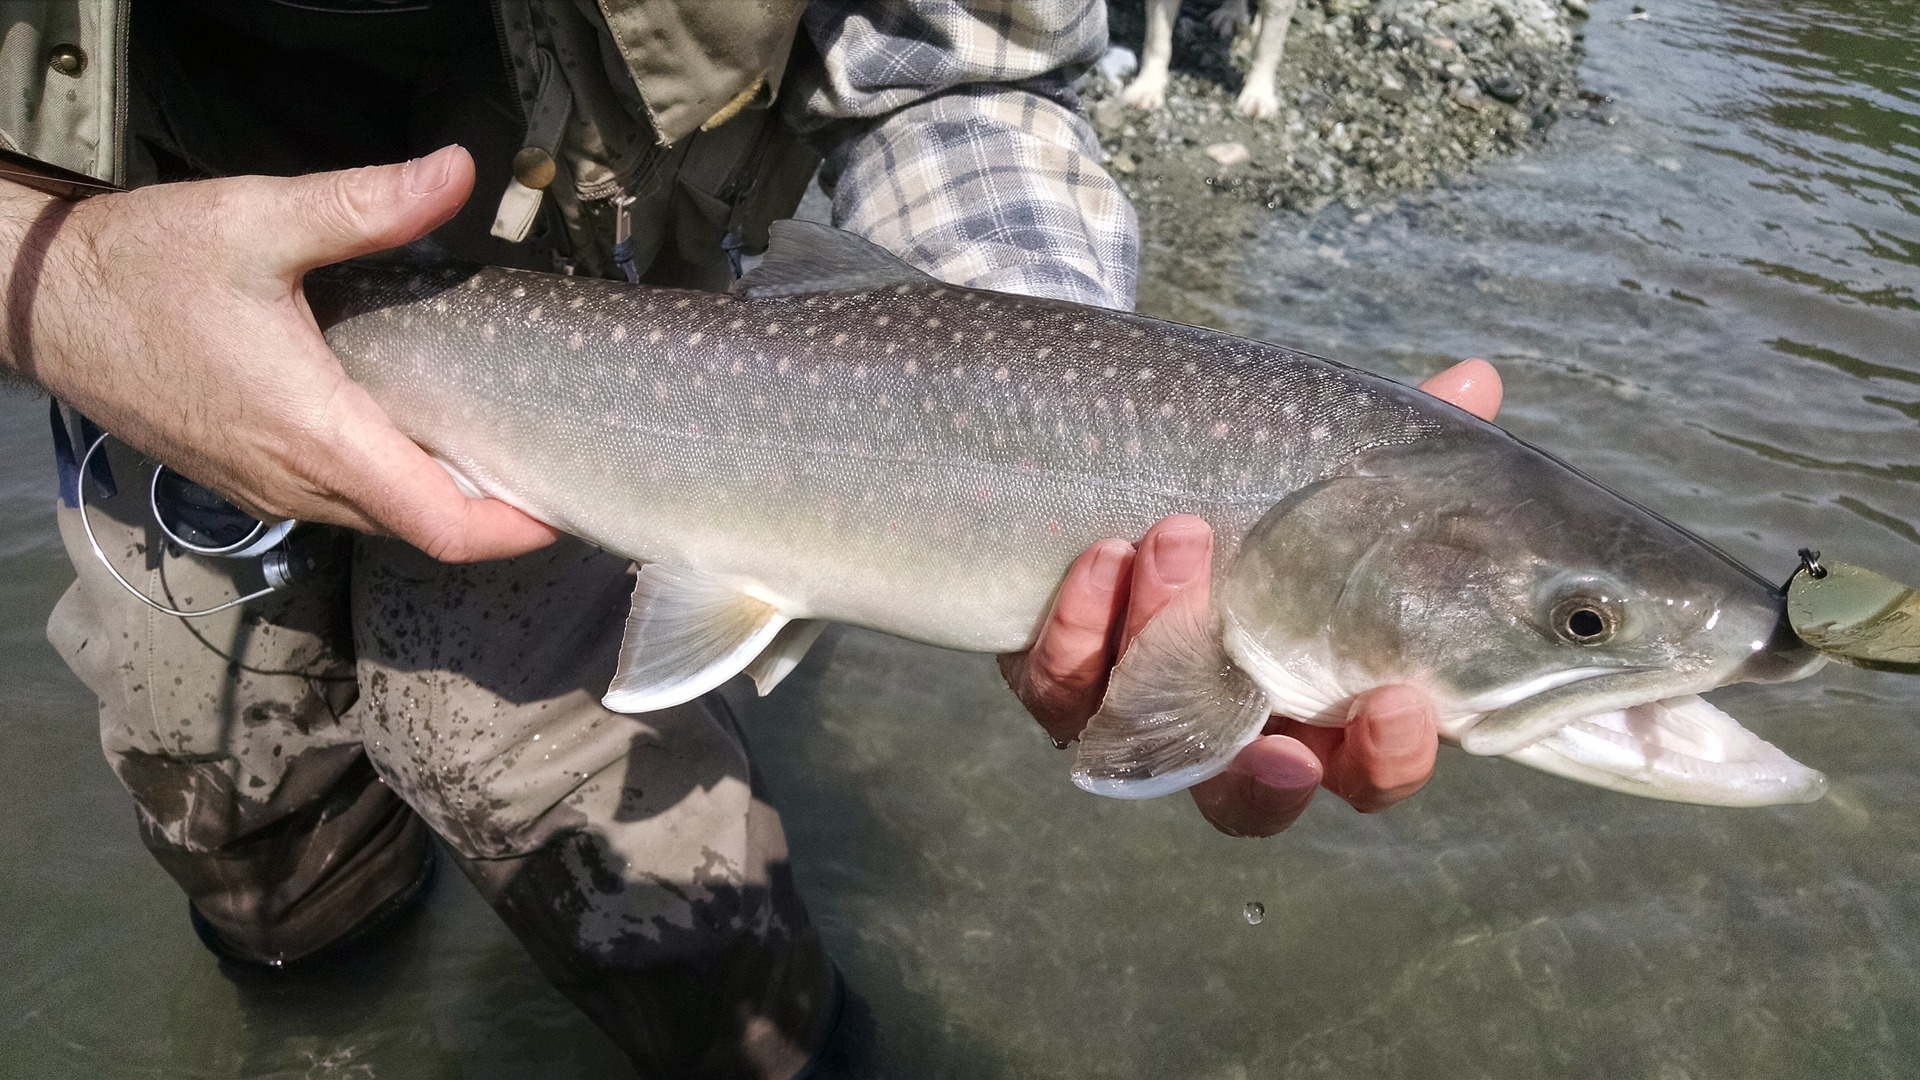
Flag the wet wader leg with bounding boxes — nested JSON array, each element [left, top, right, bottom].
[[46, 445, 431, 966], [350, 537, 834, 1080]]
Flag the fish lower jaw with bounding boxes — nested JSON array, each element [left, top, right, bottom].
[[1497, 694, 1827, 807]]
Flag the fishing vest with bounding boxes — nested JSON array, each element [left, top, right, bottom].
[[0, 0, 821, 288]]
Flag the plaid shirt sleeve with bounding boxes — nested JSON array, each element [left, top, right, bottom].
[[787, 1, 1140, 311]]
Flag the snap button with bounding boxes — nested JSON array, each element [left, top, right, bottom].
[[511, 146, 556, 190], [48, 43, 86, 77]]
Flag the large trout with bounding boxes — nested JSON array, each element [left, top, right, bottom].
[[307, 222, 1828, 808]]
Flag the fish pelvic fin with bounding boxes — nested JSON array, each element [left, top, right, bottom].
[[744, 619, 828, 696], [732, 220, 937, 298], [603, 564, 790, 714], [1072, 593, 1272, 800]]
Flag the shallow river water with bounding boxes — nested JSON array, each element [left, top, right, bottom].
[[4, 1, 1919, 1077]]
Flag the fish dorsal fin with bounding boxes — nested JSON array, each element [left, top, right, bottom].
[[743, 619, 828, 696], [732, 220, 937, 298], [1072, 594, 1272, 799], [603, 564, 790, 714]]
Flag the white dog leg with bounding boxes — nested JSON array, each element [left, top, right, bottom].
[[1122, 0, 1179, 110], [1235, 0, 1298, 118]]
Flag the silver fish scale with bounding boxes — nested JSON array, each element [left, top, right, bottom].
[[312, 264, 1458, 652]]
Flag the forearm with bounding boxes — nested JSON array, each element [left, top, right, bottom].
[[820, 86, 1138, 310], [789, 0, 1138, 308], [0, 179, 101, 393]]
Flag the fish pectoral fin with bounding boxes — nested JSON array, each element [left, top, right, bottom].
[[1071, 594, 1271, 800], [731, 220, 937, 298], [743, 619, 828, 696], [602, 564, 789, 714]]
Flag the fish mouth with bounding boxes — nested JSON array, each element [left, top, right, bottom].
[[1459, 670, 1827, 807], [1501, 695, 1827, 807]]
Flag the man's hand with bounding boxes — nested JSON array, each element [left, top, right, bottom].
[[1000, 358, 1504, 836], [0, 145, 557, 563]]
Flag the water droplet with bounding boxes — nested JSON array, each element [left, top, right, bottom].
[[1244, 902, 1265, 925]]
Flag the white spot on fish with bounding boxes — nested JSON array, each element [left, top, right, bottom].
[[875, 315, 891, 327], [1213, 421, 1231, 439], [1063, 369, 1078, 383], [612, 325, 629, 343], [1309, 424, 1330, 442], [877, 394, 892, 407], [993, 367, 1010, 383], [568, 332, 583, 351], [765, 323, 782, 336], [1136, 369, 1153, 381], [1102, 366, 1117, 378], [528, 306, 542, 321], [511, 286, 526, 299], [1184, 361, 1199, 375], [482, 323, 498, 341], [777, 357, 791, 374], [1126, 438, 1142, 457], [1254, 427, 1270, 443], [1035, 347, 1052, 360], [648, 328, 663, 344], [951, 365, 965, 378], [569, 296, 585, 309], [904, 359, 919, 374], [853, 364, 867, 378], [926, 317, 941, 329], [688, 331, 704, 345], [833, 332, 849, 346]]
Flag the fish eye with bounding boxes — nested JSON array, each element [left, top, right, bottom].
[[1550, 594, 1617, 645]]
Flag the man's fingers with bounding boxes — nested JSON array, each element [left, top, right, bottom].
[[1120, 515, 1213, 650], [1003, 539, 1134, 742], [1418, 358, 1502, 421], [1189, 734, 1323, 837], [1316, 685, 1438, 813], [248, 145, 475, 278], [324, 387, 558, 562]]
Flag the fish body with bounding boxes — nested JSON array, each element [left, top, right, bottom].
[[308, 222, 1827, 808]]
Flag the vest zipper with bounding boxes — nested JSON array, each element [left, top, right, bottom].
[[111, 0, 131, 185]]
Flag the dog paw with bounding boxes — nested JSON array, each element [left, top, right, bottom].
[[1122, 76, 1168, 110], [1236, 83, 1280, 119], [1207, 0, 1251, 37]]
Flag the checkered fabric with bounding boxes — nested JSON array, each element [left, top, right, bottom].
[[794, 1, 1139, 311]]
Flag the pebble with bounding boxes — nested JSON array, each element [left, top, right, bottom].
[[1205, 141, 1252, 167]]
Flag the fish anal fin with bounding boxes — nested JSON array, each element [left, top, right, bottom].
[[603, 564, 789, 714], [732, 220, 937, 298], [1072, 594, 1271, 800], [744, 619, 828, 696]]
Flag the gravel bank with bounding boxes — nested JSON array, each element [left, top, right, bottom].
[[1089, 0, 1599, 231]]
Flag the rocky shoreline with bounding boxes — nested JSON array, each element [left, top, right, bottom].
[[1088, 0, 1600, 231]]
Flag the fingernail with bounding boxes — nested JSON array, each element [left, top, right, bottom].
[[1148, 523, 1210, 584], [406, 145, 459, 195], [1250, 748, 1321, 791], [1356, 691, 1433, 755], [1087, 540, 1130, 595]]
